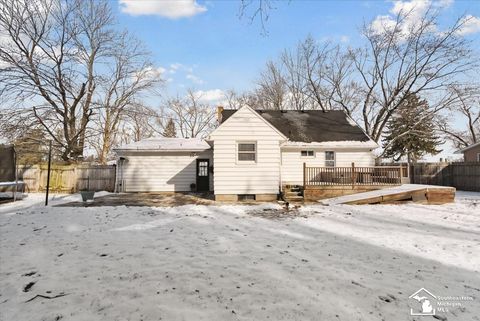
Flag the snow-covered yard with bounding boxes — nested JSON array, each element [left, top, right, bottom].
[[1, 192, 479, 321]]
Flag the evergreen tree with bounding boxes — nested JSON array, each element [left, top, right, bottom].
[[13, 128, 47, 164], [383, 94, 442, 163], [162, 118, 177, 138]]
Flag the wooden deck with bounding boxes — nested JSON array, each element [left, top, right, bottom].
[[320, 184, 456, 205], [303, 164, 407, 187]]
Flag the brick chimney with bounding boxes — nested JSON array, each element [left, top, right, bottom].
[[216, 106, 224, 124]]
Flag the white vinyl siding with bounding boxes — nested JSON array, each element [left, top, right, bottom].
[[116, 150, 212, 192], [280, 148, 375, 185], [335, 151, 375, 167], [210, 107, 286, 195]]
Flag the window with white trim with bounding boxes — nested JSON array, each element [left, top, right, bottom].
[[477, 153, 480, 162], [325, 151, 335, 167], [301, 150, 314, 157], [237, 142, 256, 162]]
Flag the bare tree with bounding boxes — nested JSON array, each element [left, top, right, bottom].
[[438, 85, 480, 148], [280, 43, 309, 110], [238, 0, 276, 34], [253, 7, 478, 144], [122, 104, 164, 143], [0, 0, 147, 161], [223, 89, 262, 110], [256, 37, 359, 112], [163, 90, 216, 138], [347, 7, 478, 142], [223, 89, 245, 110], [0, 108, 38, 141], [299, 38, 347, 112], [89, 36, 162, 164], [256, 61, 287, 110]]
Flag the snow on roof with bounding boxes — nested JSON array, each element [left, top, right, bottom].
[[282, 140, 379, 149], [115, 137, 211, 152], [455, 141, 480, 153]]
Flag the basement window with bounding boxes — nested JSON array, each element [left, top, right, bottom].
[[325, 151, 335, 167], [237, 142, 256, 163], [238, 194, 256, 201], [301, 150, 314, 157]]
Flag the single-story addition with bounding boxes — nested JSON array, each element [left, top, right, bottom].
[[456, 142, 480, 162], [114, 106, 378, 201]]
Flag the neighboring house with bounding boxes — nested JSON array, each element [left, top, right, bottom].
[[115, 106, 378, 200], [456, 142, 480, 162]]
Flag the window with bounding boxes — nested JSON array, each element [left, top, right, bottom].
[[301, 150, 314, 157], [238, 194, 255, 201], [237, 142, 256, 162], [477, 153, 480, 162], [325, 151, 335, 167], [198, 161, 208, 176]]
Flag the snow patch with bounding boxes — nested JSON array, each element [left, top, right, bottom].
[[115, 137, 211, 152], [1, 191, 479, 320], [282, 140, 378, 149]]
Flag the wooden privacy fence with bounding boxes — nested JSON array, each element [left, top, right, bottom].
[[16, 165, 116, 193], [304, 163, 403, 187], [410, 162, 480, 192]]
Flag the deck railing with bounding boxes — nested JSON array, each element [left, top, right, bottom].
[[303, 163, 403, 187]]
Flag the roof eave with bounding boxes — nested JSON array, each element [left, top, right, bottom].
[[114, 148, 211, 153], [455, 141, 480, 153], [209, 106, 288, 141], [281, 140, 379, 149]]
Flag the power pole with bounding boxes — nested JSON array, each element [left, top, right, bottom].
[[45, 140, 52, 206]]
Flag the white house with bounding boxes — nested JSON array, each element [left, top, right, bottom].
[[115, 106, 378, 201]]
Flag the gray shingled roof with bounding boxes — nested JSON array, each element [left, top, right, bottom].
[[221, 109, 372, 143]]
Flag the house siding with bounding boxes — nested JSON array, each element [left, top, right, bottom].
[[463, 145, 480, 162], [210, 107, 286, 195], [116, 150, 213, 192], [281, 148, 375, 185]]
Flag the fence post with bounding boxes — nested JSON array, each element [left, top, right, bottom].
[[407, 163, 410, 183], [73, 166, 77, 193], [351, 162, 355, 189], [398, 166, 402, 185], [303, 162, 306, 188], [447, 164, 453, 187], [35, 165, 40, 192], [410, 164, 414, 184]]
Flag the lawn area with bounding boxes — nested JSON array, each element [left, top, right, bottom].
[[1, 192, 479, 321]]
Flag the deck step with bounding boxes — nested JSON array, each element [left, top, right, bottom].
[[284, 195, 304, 202], [285, 192, 302, 197], [282, 185, 305, 202]]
